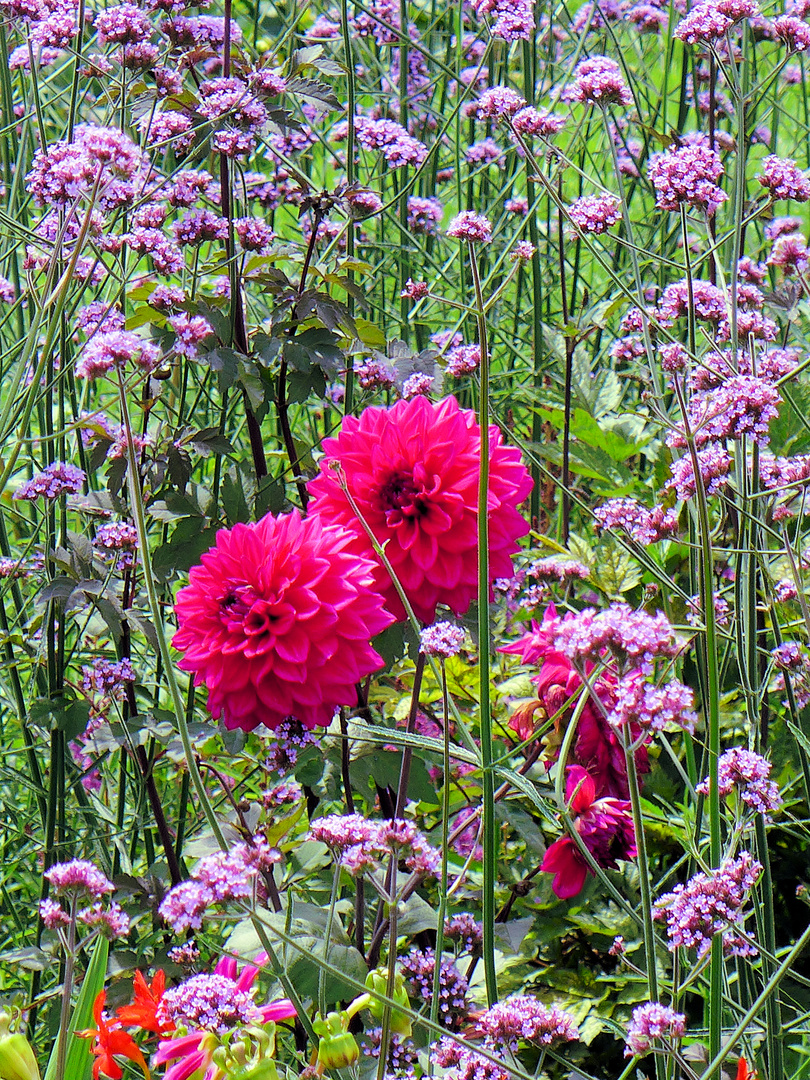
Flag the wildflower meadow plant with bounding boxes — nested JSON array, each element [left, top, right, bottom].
[[1, 0, 810, 1077]]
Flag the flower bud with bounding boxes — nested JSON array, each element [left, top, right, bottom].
[[313, 1011, 360, 1071], [363, 970, 412, 1036], [0, 1014, 41, 1080]]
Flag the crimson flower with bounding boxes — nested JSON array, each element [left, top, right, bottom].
[[502, 605, 648, 799], [541, 765, 636, 899], [307, 395, 532, 623], [78, 991, 149, 1080], [116, 969, 174, 1035], [172, 510, 394, 731]]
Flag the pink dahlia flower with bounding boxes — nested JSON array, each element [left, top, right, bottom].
[[307, 395, 532, 623], [172, 511, 394, 731], [542, 765, 636, 899]]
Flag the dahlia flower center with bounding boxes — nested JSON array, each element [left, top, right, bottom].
[[379, 470, 426, 518], [220, 585, 295, 638]]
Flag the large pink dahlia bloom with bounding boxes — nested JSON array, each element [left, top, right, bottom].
[[172, 510, 394, 731], [307, 396, 532, 623]]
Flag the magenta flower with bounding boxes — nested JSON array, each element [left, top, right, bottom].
[[564, 56, 632, 107], [172, 510, 394, 731], [307, 396, 532, 623], [648, 136, 727, 216], [541, 765, 636, 898], [568, 194, 621, 234], [501, 604, 649, 798], [154, 955, 296, 1080], [625, 1003, 686, 1057], [446, 211, 493, 243]]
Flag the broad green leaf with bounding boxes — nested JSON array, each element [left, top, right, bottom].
[[44, 935, 109, 1080]]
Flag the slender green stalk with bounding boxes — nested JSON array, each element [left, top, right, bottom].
[[468, 238, 497, 1007]]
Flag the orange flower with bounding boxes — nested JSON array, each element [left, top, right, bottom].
[[78, 991, 149, 1080], [737, 1057, 759, 1080], [116, 970, 175, 1035]]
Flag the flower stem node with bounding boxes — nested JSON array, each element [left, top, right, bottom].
[[0, 1014, 40, 1080], [313, 1012, 360, 1069], [364, 970, 412, 1035]]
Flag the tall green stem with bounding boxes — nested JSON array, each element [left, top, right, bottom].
[[468, 240, 497, 1007]]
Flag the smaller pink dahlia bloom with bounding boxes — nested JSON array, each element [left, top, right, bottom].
[[307, 396, 532, 623], [542, 765, 636, 898], [172, 510, 394, 731]]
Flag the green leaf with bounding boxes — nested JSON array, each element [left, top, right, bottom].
[[189, 428, 236, 457], [354, 319, 386, 348], [590, 542, 642, 596], [285, 75, 341, 112], [44, 935, 109, 1080], [200, 347, 241, 391]]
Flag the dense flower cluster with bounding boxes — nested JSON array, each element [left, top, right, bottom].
[[648, 136, 727, 215], [14, 462, 85, 500], [476, 996, 579, 1048], [564, 56, 632, 107], [568, 194, 621, 233], [697, 748, 782, 817], [594, 498, 679, 544], [308, 814, 440, 876], [653, 852, 762, 955], [400, 948, 469, 1028], [625, 1003, 686, 1057]]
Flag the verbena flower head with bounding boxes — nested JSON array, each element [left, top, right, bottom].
[[157, 973, 262, 1034], [625, 1003, 686, 1057], [594, 498, 678, 545], [757, 154, 810, 201], [653, 851, 762, 955], [46, 859, 114, 898], [667, 445, 731, 500], [648, 136, 727, 215], [609, 674, 698, 733], [14, 462, 85, 501], [446, 211, 493, 243], [400, 948, 468, 1028], [307, 396, 532, 623], [354, 117, 427, 168], [555, 602, 678, 674], [406, 196, 443, 235], [172, 510, 394, 732], [472, 0, 535, 40], [675, 2, 732, 42], [444, 913, 483, 953], [158, 880, 212, 934], [75, 331, 161, 379], [420, 621, 466, 657], [697, 747, 782, 817], [673, 375, 782, 446], [564, 56, 632, 107], [476, 996, 579, 1048], [511, 106, 566, 137], [568, 194, 621, 233], [477, 86, 526, 119], [446, 344, 481, 377]]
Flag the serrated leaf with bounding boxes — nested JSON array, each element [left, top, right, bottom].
[[296, 290, 357, 337], [590, 543, 642, 596], [200, 347, 240, 391], [286, 75, 341, 111], [189, 428, 236, 457]]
